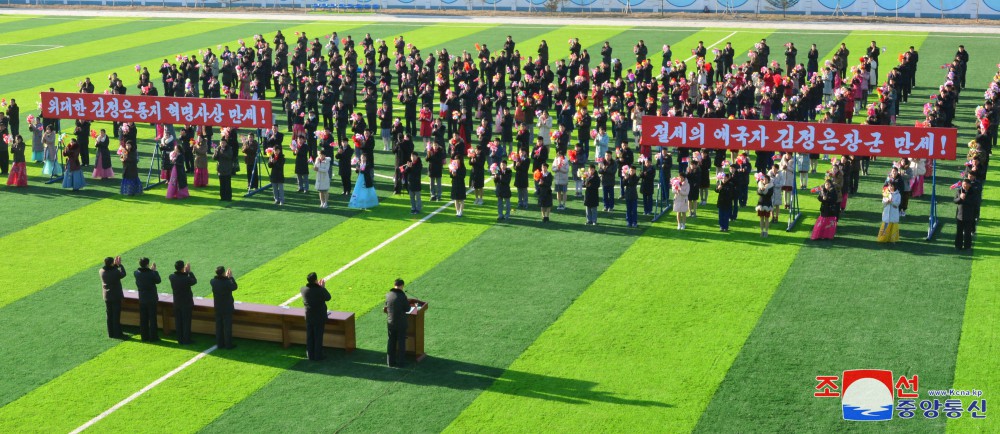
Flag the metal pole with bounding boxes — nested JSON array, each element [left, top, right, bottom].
[[926, 159, 939, 240]]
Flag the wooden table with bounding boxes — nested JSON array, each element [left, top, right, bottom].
[[120, 290, 356, 351]]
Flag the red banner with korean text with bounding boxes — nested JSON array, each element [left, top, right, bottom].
[[40, 92, 272, 129], [640, 116, 958, 160]]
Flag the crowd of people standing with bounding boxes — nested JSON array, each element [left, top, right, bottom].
[[0, 29, 987, 248]]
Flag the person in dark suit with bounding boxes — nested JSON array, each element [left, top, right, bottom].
[[955, 178, 980, 250], [335, 142, 353, 196], [213, 136, 235, 201], [403, 151, 423, 214], [493, 160, 512, 221], [300, 272, 331, 361], [99, 256, 127, 339], [168, 260, 197, 345], [133, 257, 161, 342], [537, 163, 553, 222], [6, 99, 19, 137], [210, 266, 238, 349], [583, 164, 600, 225], [384, 278, 421, 368]]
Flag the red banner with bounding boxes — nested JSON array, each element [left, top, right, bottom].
[[639, 116, 958, 160], [40, 92, 272, 129]]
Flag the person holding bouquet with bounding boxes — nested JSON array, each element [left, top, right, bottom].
[[685, 162, 701, 219], [552, 151, 569, 211], [192, 135, 209, 187], [877, 182, 901, 243], [6, 135, 27, 187], [672, 174, 690, 230], [623, 165, 639, 228], [41, 126, 61, 177], [119, 141, 143, 196], [26, 115, 42, 163], [755, 173, 774, 238], [403, 152, 423, 214], [599, 151, 617, 212], [293, 135, 310, 193], [449, 158, 467, 217], [314, 150, 331, 209], [536, 162, 554, 222], [165, 145, 189, 200], [348, 153, 378, 210], [91, 129, 114, 179], [715, 172, 735, 232], [62, 138, 86, 191], [469, 147, 486, 206], [335, 142, 354, 197], [268, 145, 286, 206], [810, 180, 839, 240], [493, 160, 512, 221], [513, 149, 530, 210], [639, 156, 656, 216]]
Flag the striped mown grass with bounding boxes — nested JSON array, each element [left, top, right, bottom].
[[202, 204, 641, 433], [0, 16, 995, 433], [448, 220, 801, 432], [0, 17, 141, 46]]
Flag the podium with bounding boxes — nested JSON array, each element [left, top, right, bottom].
[[118, 291, 357, 351], [406, 301, 428, 362]]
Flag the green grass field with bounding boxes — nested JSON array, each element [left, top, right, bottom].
[[0, 13, 997, 433]]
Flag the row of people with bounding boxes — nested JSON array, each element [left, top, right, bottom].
[[99, 256, 420, 366]]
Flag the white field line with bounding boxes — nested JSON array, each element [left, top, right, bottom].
[[684, 31, 737, 63], [69, 176, 479, 431], [278, 179, 485, 306], [0, 45, 63, 60], [69, 345, 218, 434]]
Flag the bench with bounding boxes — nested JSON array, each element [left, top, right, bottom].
[[119, 290, 356, 351]]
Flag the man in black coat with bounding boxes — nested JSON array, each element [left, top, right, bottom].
[[335, 143, 353, 196], [99, 256, 127, 339], [210, 266, 238, 349], [133, 257, 161, 342], [6, 99, 19, 137], [956, 45, 969, 89], [213, 137, 235, 201], [955, 178, 980, 250], [384, 278, 419, 368], [300, 272, 331, 361], [403, 152, 423, 214], [583, 164, 600, 225], [393, 134, 415, 194], [168, 260, 197, 345], [494, 160, 512, 221]]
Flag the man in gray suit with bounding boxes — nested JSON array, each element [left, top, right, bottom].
[[133, 257, 161, 342], [210, 266, 238, 349], [99, 256, 127, 339], [213, 137, 236, 201]]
